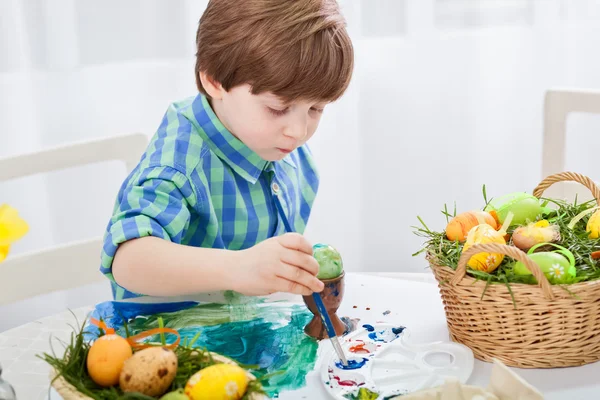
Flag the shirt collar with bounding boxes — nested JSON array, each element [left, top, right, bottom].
[[190, 94, 269, 183]]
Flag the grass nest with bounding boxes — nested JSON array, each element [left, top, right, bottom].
[[38, 314, 267, 400], [413, 186, 600, 286]]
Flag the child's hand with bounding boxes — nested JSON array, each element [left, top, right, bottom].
[[231, 233, 325, 296]]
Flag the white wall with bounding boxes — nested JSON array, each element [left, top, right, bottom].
[[356, 0, 600, 272], [2, 0, 600, 326]]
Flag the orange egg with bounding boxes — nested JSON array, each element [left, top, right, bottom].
[[87, 334, 133, 387], [445, 210, 498, 242]]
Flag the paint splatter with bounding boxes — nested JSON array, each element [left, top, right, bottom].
[[362, 324, 375, 332], [368, 326, 406, 343], [343, 388, 380, 400], [349, 341, 369, 354], [383, 310, 391, 316], [326, 281, 340, 297], [333, 376, 365, 387], [92, 301, 318, 397], [336, 358, 368, 370]]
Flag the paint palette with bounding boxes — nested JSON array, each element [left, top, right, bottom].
[[321, 324, 474, 399]]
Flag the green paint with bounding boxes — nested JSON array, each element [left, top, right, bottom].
[[123, 301, 318, 397], [314, 243, 344, 279], [344, 388, 380, 400]]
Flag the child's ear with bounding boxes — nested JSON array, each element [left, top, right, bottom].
[[199, 72, 225, 100]]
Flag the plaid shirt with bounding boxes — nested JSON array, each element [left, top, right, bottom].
[[100, 94, 320, 300]]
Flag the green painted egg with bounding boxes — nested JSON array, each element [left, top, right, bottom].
[[313, 243, 343, 280], [160, 389, 189, 400], [513, 251, 576, 284], [484, 192, 542, 226]]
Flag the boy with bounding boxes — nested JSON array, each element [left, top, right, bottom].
[[100, 0, 354, 300]]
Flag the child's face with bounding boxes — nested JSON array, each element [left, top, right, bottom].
[[216, 84, 327, 161]]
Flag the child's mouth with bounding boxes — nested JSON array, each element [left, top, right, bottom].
[[277, 148, 293, 154]]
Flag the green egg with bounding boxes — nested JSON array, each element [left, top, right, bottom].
[[513, 251, 576, 284], [484, 192, 542, 226], [160, 389, 188, 400], [313, 243, 343, 280]]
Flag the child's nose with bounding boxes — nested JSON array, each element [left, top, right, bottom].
[[283, 123, 307, 140]]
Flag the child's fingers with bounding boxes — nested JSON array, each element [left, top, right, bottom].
[[274, 277, 313, 296], [278, 233, 313, 255], [280, 249, 320, 276], [277, 263, 324, 293]]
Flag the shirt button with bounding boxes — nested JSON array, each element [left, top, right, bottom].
[[272, 182, 280, 194]]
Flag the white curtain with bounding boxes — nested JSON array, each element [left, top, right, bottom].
[[2, 0, 600, 284]]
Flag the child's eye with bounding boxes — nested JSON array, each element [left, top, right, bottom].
[[310, 107, 324, 114], [267, 107, 289, 116]]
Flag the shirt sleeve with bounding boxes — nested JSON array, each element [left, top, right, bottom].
[[100, 165, 198, 283]]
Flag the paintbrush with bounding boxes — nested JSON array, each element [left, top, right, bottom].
[[312, 292, 349, 366], [273, 195, 348, 366]]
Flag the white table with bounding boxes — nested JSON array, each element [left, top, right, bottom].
[[0, 273, 598, 399]]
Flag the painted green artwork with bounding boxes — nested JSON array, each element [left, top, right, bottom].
[[101, 301, 319, 397]]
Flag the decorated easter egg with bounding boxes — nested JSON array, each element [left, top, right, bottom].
[[445, 210, 498, 242], [86, 334, 132, 387], [484, 192, 542, 226], [160, 389, 189, 400], [185, 363, 249, 400], [313, 243, 343, 279], [119, 347, 178, 396], [587, 209, 600, 239], [513, 251, 576, 284], [512, 220, 560, 252], [461, 224, 506, 273]]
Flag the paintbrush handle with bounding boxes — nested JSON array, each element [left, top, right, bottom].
[[312, 292, 337, 339], [273, 194, 345, 360], [274, 193, 336, 337]]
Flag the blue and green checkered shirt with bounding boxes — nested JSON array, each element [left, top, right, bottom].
[[100, 94, 320, 300]]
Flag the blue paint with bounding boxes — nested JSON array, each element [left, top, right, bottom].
[[392, 326, 405, 335], [362, 324, 375, 332], [326, 282, 340, 297], [335, 358, 368, 370], [368, 326, 406, 343], [85, 300, 198, 340]]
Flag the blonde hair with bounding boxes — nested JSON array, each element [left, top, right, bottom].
[[195, 0, 354, 102]]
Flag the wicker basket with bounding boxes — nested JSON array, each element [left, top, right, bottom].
[[51, 352, 266, 399], [430, 172, 600, 369]]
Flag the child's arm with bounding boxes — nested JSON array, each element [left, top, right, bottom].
[[112, 232, 324, 297]]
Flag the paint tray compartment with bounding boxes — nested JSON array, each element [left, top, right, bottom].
[[321, 324, 474, 399]]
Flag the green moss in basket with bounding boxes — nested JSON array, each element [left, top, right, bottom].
[[412, 188, 600, 286], [37, 313, 266, 400]]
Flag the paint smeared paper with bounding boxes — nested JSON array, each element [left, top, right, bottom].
[[90, 301, 318, 397]]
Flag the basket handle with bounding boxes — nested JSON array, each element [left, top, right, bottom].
[[452, 243, 555, 300], [532, 171, 600, 205]]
